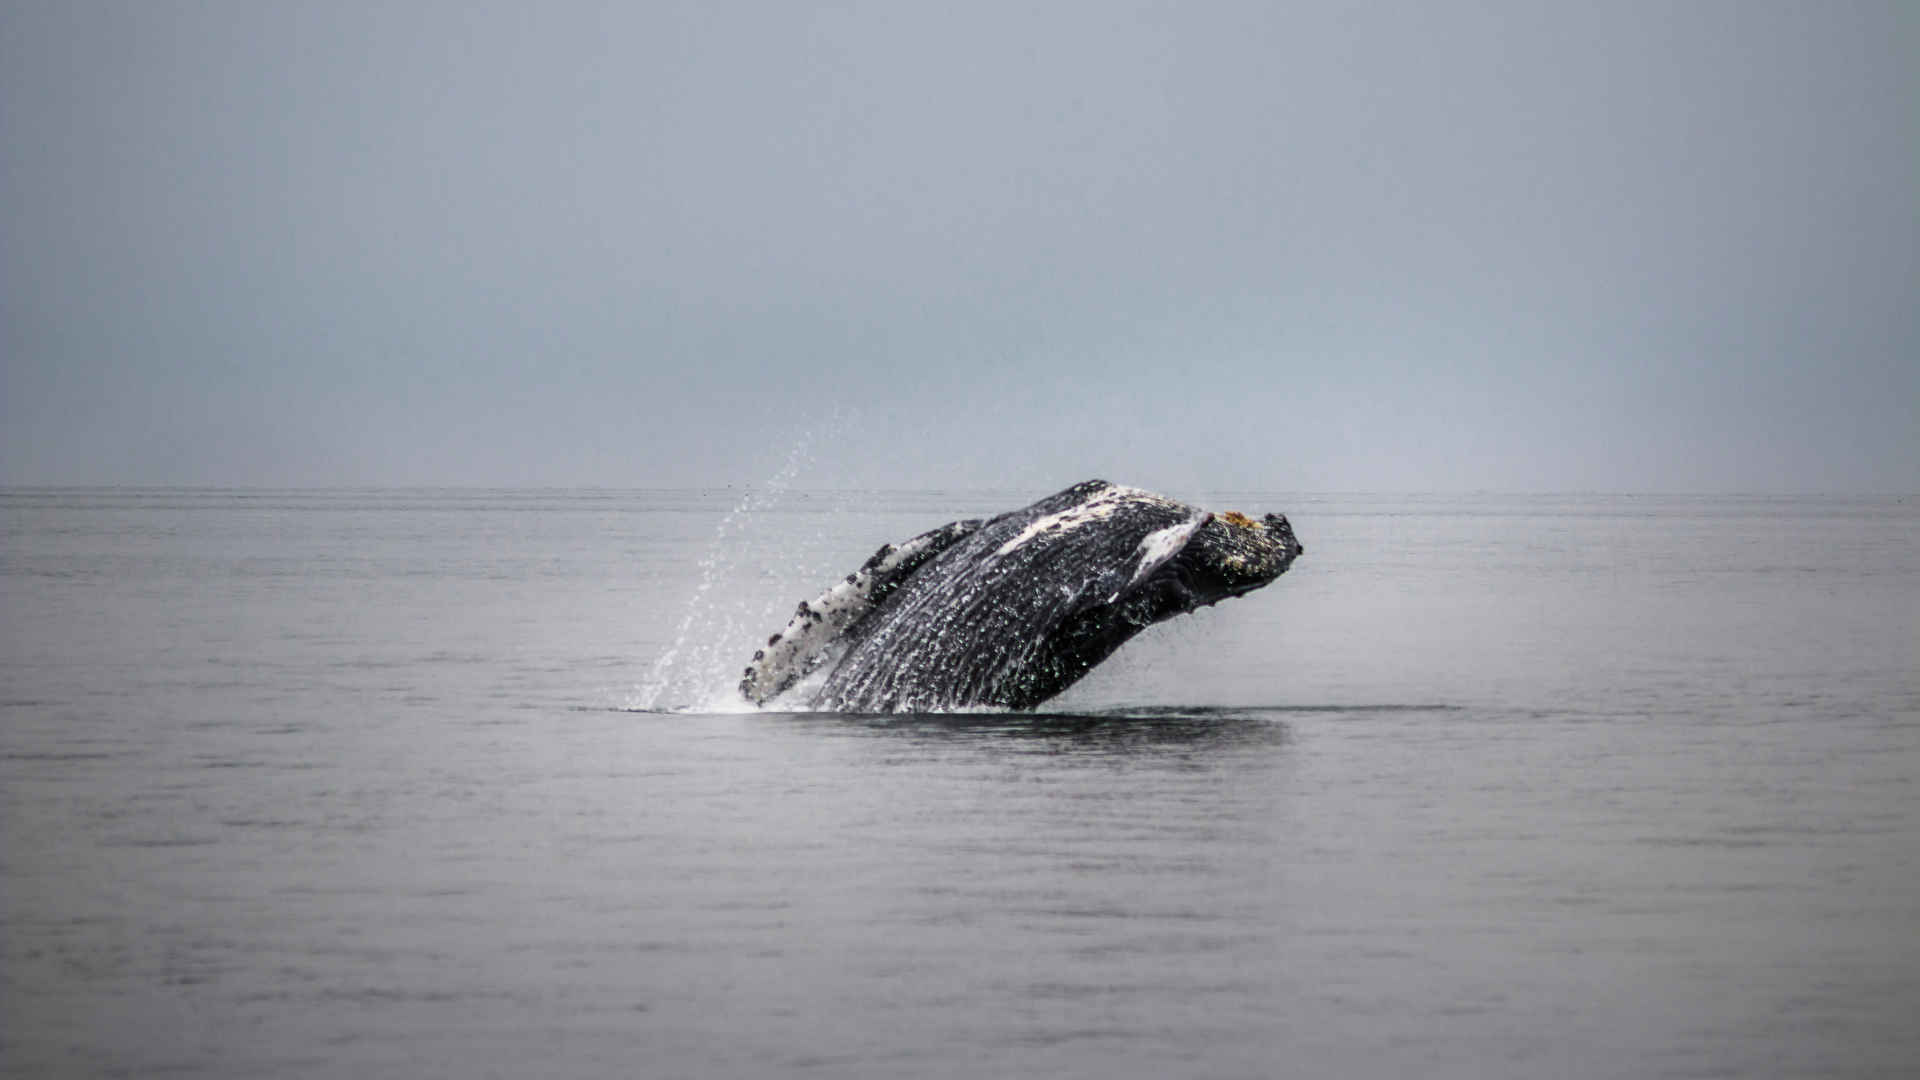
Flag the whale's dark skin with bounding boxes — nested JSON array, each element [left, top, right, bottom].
[[740, 480, 1304, 712]]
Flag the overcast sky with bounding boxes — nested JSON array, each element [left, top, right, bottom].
[[3, 1, 1914, 491]]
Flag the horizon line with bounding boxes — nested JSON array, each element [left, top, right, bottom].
[[1, 483, 1913, 499]]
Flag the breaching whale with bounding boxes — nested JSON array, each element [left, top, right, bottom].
[[740, 480, 1304, 712]]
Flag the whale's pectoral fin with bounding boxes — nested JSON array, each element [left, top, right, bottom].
[[739, 517, 985, 705]]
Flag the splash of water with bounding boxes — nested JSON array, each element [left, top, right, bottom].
[[629, 425, 825, 711]]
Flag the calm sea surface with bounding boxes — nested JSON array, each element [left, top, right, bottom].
[[2, 488, 1915, 1078]]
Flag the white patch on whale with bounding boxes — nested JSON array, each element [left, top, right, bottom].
[[1113, 513, 1211, 601], [994, 484, 1178, 558]]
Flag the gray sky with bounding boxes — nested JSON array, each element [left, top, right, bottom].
[[3, 1, 1915, 491]]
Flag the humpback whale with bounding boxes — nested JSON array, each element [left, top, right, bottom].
[[740, 480, 1304, 712]]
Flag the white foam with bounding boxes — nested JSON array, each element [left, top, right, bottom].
[[632, 425, 827, 710]]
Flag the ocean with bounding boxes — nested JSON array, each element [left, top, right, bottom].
[[2, 486, 1915, 1078]]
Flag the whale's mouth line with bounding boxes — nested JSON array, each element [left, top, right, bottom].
[[1201, 572, 1294, 603]]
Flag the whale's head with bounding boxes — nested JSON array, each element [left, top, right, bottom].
[[1169, 508, 1305, 609]]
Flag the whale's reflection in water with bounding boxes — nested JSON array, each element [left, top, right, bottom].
[[772, 704, 1290, 751], [762, 702, 1461, 756]]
